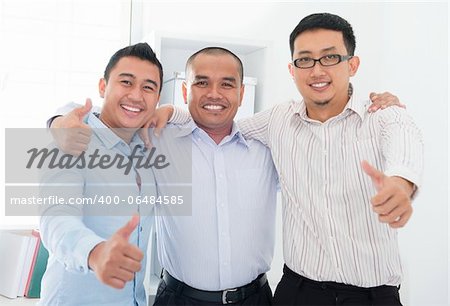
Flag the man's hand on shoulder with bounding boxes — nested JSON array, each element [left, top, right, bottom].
[[368, 92, 406, 112], [139, 104, 174, 148], [50, 98, 93, 156]]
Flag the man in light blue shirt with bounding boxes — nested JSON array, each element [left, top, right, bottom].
[[39, 43, 163, 306], [153, 117, 278, 294]]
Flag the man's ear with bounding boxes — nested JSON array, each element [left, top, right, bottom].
[[349, 56, 360, 77], [182, 81, 188, 105], [98, 78, 106, 98], [288, 62, 295, 78]]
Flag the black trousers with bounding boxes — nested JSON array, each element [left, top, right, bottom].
[[153, 278, 273, 306], [273, 265, 402, 306]]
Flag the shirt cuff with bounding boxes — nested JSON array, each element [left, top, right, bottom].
[[70, 234, 105, 274], [169, 106, 191, 124], [46, 115, 62, 128], [385, 166, 422, 199]]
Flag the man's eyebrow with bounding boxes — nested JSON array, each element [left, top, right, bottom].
[[223, 77, 237, 83], [144, 79, 158, 88], [321, 46, 337, 53], [119, 72, 158, 87], [192, 75, 237, 83], [296, 46, 338, 56], [194, 75, 236, 81], [119, 72, 136, 78], [193, 75, 208, 80]]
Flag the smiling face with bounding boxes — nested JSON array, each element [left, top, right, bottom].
[[99, 56, 160, 139], [183, 52, 244, 142], [289, 29, 360, 121]]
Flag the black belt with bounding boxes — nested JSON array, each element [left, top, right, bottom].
[[283, 264, 399, 298], [162, 271, 267, 304]]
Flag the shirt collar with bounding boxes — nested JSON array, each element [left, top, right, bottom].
[[173, 119, 249, 148], [87, 113, 145, 151], [344, 92, 369, 121], [293, 99, 307, 119], [228, 122, 249, 147], [172, 120, 197, 138], [292, 84, 369, 122]]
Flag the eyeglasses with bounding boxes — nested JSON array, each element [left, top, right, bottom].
[[292, 54, 353, 69]]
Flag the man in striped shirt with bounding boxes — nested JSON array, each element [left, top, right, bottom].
[[238, 13, 423, 306]]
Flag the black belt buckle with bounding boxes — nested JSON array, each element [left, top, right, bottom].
[[222, 288, 239, 304]]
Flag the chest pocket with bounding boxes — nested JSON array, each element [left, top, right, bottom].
[[341, 136, 381, 167]]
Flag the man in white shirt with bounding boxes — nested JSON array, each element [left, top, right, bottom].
[[238, 12, 423, 305]]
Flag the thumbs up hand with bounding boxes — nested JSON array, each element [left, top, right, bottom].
[[361, 160, 415, 228], [50, 98, 93, 156], [88, 215, 144, 289]]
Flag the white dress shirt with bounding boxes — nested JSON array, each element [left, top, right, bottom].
[[153, 119, 279, 290], [238, 91, 424, 287]]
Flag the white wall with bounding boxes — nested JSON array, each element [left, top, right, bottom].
[[0, 0, 131, 228], [141, 2, 448, 305]]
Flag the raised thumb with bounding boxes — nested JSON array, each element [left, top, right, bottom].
[[75, 98, 93, 119], [116, 214, 140, 240], [361, 160, 384, 191]]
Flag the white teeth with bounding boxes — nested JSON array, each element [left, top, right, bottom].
[[121, 105, 141, 112], [203, 105, 224, 110], [311, 82, 328, 88]]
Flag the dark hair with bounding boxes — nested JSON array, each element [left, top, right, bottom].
[[289, 13, 356, 58], [185, 47, 244, 85], [104, 42, 164, 93]]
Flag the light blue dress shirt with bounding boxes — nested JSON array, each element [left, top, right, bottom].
[[153, 120, 278, 291], [38, 113, 156, 306]]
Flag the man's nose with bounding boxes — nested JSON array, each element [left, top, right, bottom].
[[309, 61, 326, 77], [206, 84, 223, 99], [128, 86, 144, 101]]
